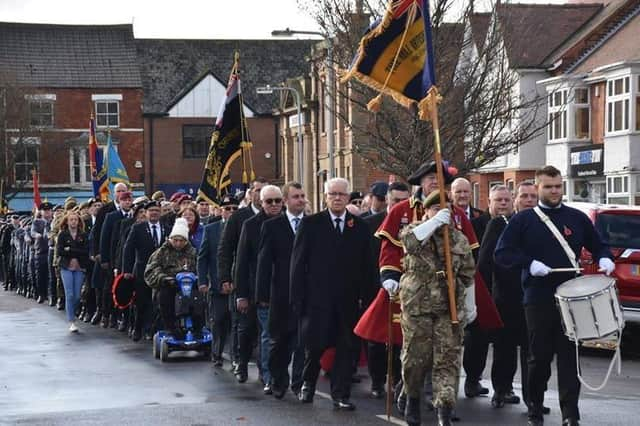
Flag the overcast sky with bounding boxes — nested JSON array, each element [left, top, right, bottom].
[[0, 0, 575, 39]]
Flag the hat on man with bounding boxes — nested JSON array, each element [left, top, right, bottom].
[[407, 161, 456, 186], [151, 190, 166, 201], [118, 191, 133, 201], [196, 195, 209, 204], [169, 217, 189, 240], [349, 191, 364, 203], [423, 189, 450, 209], [369, 182, 389, 199], [178, 194, 193, 203], [145, 200, 161, 209], [169, 192, 185, 203], [133, 195, 149, 205], [220, 194, 239, 206], [64, 198, 77, 210], [38, 201, 53, 211]]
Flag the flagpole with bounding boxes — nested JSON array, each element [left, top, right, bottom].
[[429, 96, 458, 324]]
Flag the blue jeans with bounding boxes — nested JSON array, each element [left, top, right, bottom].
[[257, 306, 271, 385], [61, 268, 85, 322]]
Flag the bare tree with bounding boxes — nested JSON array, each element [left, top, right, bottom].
[[298, 0, 549, 179]]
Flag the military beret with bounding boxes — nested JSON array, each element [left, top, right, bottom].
[[423, 189, 450, 209], [151, 190, 166, 201], [38, 201, 53, 210], [220, 195, 239, 206], [178, 194, 193, 203], [169, 192, 185, 202], [118, 191, 133, 201], [133, 195, 149, 205], [349, 191, 364, 202], [145, 200, 161, 209], [369, 181, 389, 198], [407, 161, 456, 186]]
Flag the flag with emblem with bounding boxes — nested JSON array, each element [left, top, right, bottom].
[[197, 52, 254, 206], [98, 131, 129, 201], [342, 0, 439, 120], [88, 116, 106, 199]]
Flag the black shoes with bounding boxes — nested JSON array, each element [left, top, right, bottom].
[[273, 387, 287, 400], [48, 296, 56, 307], [298, 383, 315, 403], [131, 329, 142, 342], [235, 365, 248, 383], [562, 418, 579, 426], [491, 393, 505, 408], [56, 298, 64, 310], [332, 399, 356, 411], [436, 406, 453, 426], [371, 383, 385, 399], [504, 390, 520, 404], [464, 380, 489, 397], [90, 311, 102, 325], [263, 384, 273, 395], [405, 397, 421, 426], [528, 417, 544, 426], [211, 355, 223, 368], [36, 295, 45, 304]]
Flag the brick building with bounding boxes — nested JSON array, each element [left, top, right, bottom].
[[0, 22, 144, 210], [135, 39, 314, 199]]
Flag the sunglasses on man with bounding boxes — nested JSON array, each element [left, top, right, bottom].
[[264, 198, 283, 205], [223, 206, 238, 211]]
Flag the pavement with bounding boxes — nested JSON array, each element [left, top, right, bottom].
[[1, 290, 640, 425]]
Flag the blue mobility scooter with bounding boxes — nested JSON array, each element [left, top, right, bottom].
[[153, 272, 213, 362]]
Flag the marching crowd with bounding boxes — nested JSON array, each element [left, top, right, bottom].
[[0, 162, 614, 426]]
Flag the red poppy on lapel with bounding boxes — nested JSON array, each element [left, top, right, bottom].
[[347, 218, 354, 228], [563, 225, 572, 237]]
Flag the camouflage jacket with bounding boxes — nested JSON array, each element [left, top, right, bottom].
[[399, 223, 475, 318], [144, 241, 197, 289]]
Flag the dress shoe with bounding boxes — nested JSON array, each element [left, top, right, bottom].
[[117, 319, 128, 332], [82, 312, 92, 323], [90, 311, 102, 325], [503, 390, 520, 404], [235, 366, 248, 383], [56, 299, 65, 310], [298, 383, 315, 403], [404, 397, 421, 426], [143, 332, 153, 341], [48, 296, 56, 307], [437, 406, 453, 426], [109, 315, 118, 329], [101, 316, 110, 328], [491, 393, 505, 408], [464, 380, 489, 398], [526, 401, 551, 415], [332, 399, 356, 411], [36, 295, 45, 304], [132, 329, 142, 342], [263, 384, 273, 395], [370, 386, 385, 399], [562, 418, 579, 426], [527, 417, 544, 426], [273, 387, 286, 400]]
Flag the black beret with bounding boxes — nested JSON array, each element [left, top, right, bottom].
[[423, 189, 450, 209], [220, 195, 239, 206], [369, 182, 389, 198], [38, 202, 53, 210], [145, 200, 161, 209], [349, 191, 364, 202]]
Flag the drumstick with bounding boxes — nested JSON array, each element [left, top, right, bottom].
[[550, 267, 583, 273]]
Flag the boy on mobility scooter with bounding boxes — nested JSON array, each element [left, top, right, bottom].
[[144, 218, 212, 361]]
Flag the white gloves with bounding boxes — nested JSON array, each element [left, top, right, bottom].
[[464, 284, 477, 324], [412, 209, 451, 241], [382, 279, 399, 296], [529, 260, 552, 277], [598, 258, 615, 276]]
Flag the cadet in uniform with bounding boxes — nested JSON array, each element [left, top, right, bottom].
[[399, 190, 475, 426]]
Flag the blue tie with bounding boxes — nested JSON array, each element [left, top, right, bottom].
[[292, 217, 300, 233]]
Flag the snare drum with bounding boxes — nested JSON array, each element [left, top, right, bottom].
[[555, 275, 625, 342]]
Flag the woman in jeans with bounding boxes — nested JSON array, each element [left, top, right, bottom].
[[56, 211, 89, 332]]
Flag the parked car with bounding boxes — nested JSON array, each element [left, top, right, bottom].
[[566, 202, 640, 324]]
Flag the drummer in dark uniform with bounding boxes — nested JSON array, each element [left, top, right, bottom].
[[495, 165, 613, 426]]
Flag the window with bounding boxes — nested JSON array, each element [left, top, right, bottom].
[[183, 125, 213, 158], [636, 75, 640, 131], [506, 179, 514, 193], [95, 101, 119, 127], [574, 88, 589, 139], [29, 101, 54, 127], [606, 76, 630, 133], [548, 89, 567, 140], [13, 141, 39, 183], [70, 147, 92, 185], [607, 176, 629, 194]]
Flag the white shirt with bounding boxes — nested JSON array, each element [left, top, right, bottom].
[[286, 210, 304, 234], [329, 210, 347, 233], [251, 203, 260, 215], [148, 221, 162, 245]]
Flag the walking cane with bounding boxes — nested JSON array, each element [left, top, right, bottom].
[[386, 294, 394, 419]]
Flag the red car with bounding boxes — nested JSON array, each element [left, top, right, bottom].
[[567, 202, 640, 324]]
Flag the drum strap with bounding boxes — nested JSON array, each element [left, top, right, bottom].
[[533, 207, 579, 269], [575, 333, 622, 392]]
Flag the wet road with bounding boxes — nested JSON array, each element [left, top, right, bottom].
[[1, 290, 640, 425]]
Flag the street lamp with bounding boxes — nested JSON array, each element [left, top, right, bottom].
[[257, 84, 304, 185], [272, 27, 335, 179]]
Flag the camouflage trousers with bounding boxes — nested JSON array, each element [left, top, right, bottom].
[[401, 311, 463, 408]]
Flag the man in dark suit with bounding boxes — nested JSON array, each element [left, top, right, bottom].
[[451, 177, 483, 222], [217, 178, 267, 372], [198, 195, 238, 367], [290, 177, 373, 411], [99, 191, 133, 328], [256, 182, 306, 399], [234, 184, 283, 391], [123, 201, 168, 341], [89, 183, 127, 325], [360, 182, 388, 218], [363, 181, 409, 398]]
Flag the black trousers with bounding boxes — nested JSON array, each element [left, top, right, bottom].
[[47, 249, 56, 299], [463, 320, 489, 383], [237, 303, 258, 369], [302, 315, 357, 400], [368, 341, 401, 388], [101, 268, 115, 317], [34, 255, 48, 299], [211, 294, 230, 359], [525, 303, 580, 420], [491, 303, 528, 401], [134, 278, 152, 333], [229, 292, 240, 362], [270, 326, 305, 393]]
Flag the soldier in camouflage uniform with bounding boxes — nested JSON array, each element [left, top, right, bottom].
[[399, 190, 475, 426], [144, 218, 203, 336]]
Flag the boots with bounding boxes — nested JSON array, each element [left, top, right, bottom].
[[437, 406, 453, 426], [404, 397, 421, 426]]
